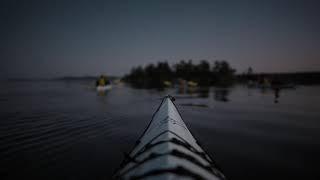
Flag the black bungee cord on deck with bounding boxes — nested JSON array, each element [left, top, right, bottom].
[[113, 95, 226, 180]]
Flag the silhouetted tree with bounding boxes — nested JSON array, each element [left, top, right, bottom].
[[247, 67, 253, 75], [125, 60, 236, 88], [195, 60, 211, 86], [212, 60, 236, 86]]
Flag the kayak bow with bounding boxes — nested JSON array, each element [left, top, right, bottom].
[[115, 95, 225, 180]]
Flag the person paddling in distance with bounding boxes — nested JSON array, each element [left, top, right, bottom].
[[96, 75, 111, 87]]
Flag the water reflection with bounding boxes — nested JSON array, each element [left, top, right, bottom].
[[176, 84, 210, 99], [273, 87, 281, 103], [198, 88, 210, 98], [177, 82, 198, 95], [98, 91, 106, 96], [174, 83, 291, 104], [260, 87, 268, 94], [176, 85, 231, 102], [213, 88, 230, 102]]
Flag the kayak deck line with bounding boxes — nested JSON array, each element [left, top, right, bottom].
[[118, 133, 217, 174], [131, 131, 213, 164], [114, 95, 226, 180], [118, 150, 219, 179], [129, 166, 208, 180]]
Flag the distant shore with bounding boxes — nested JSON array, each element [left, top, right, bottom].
[[237, 71, 320, 85], [4, 71, 320, 86], [123, 60, 320, 88]]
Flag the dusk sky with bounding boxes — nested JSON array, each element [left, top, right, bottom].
[[1, 0, 320, 78]]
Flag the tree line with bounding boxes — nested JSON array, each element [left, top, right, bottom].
[[123, 60, 236, 88]]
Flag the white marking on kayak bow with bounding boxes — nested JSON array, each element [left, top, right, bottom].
[[116, 96, 225, 180]]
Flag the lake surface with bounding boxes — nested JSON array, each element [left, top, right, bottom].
[[1, 80, 319, 180]]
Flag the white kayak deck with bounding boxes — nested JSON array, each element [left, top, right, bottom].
[[96, 85, 112, 91], [115, 96, 225, 180]]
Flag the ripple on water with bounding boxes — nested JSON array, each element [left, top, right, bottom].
[[0, 114, 121, 163]]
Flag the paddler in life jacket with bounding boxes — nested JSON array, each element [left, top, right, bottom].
[[96, 75, 106, 86], [96, 75, 111, 87]]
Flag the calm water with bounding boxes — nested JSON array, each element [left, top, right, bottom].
[[1, 80, 319, 180]]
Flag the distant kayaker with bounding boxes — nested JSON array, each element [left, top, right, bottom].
[[96, 75, 110, 87]]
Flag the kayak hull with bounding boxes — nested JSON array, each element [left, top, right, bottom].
[[96, 85, 112, 91], [115, 96, 225, 180]]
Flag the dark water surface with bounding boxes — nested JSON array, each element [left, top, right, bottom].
[[1, 80, 319, 180]]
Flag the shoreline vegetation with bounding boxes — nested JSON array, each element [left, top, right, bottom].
[[123, 60, 320, 89], [5, 60, 320, 88], [124, 60, 236, 89]]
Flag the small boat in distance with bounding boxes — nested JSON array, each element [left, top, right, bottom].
[[96, 84, 112, 91], [96, 75, 112, 92], [114, 95, 225, 180]]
